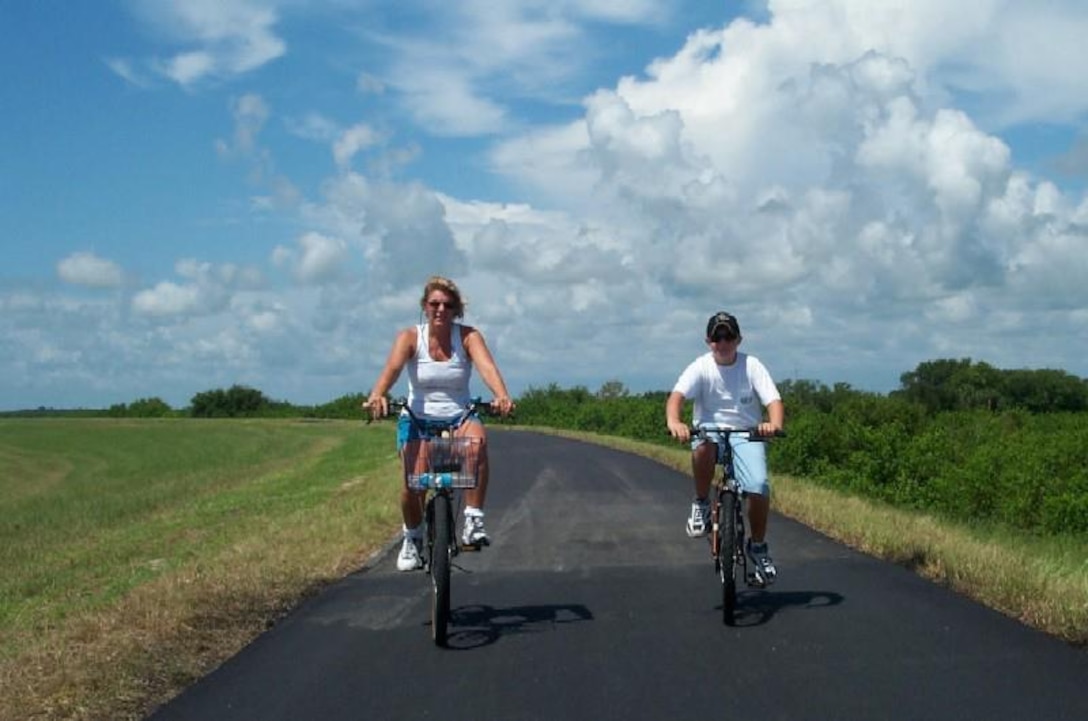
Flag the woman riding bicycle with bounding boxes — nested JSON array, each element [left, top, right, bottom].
[[665, 311, 785, 585], [365, 276, 515, 571]]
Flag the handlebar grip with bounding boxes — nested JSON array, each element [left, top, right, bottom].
[[678, 426, 786, 439], [369, 397, 513, 422], [364, 396, 405, 423]]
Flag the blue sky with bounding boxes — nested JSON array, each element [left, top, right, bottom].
[[2, 0, 1088, 410]]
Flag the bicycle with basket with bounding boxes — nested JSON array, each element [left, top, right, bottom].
[[386, 397, 493, 646]]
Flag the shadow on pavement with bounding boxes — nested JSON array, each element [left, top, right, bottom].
[[728, 589, 845, 627], [441, 603, 594, 650]]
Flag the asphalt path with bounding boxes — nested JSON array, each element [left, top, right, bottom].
[[147, 430, 1088, 721]]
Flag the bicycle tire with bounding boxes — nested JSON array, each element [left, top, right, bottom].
[[430, 493, 452, 647], [720, 488, 739, 626]]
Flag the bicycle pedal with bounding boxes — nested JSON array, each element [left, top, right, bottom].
[[459, 540, 488, 552]]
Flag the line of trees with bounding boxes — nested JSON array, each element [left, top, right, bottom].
[[8, 359, 1086, 536], [101, 386, 368, 419], [17, 357, 1083, 422], [45, 357, 1086, 422], [893, 358, 1088, 413]]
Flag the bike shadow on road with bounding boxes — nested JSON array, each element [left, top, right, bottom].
[[725, 589, 844, 627], [440, 603, 595, 650]]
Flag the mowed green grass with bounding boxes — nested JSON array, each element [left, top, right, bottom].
[[1, 418, 384, 630], [0, 418, 404, 720]]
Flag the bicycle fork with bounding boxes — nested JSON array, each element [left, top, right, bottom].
[[424, 492, 459, 569], [709, 492, 737, 570]]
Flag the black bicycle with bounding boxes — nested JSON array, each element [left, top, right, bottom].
[[691, 425, 784, 626], [387, 398, 491, 647]]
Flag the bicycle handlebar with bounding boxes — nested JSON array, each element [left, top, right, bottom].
[[368, 396, 507, 423], [394, 396, 498, 416], [685, 425, 786, 440]]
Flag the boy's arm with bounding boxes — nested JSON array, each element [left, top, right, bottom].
[[758, 399, 785, 436], [666, 391, 690, 441]]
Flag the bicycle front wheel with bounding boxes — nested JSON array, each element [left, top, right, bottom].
[[719, 489, 739, 626], [430, 493, 452, 647]]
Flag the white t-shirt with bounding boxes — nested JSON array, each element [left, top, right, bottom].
[[672, 352, 781, 428]]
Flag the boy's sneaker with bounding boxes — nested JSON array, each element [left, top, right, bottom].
[[746, 540, 777, 586], [686, 499, 711, 538], [396, 536, 423, 571], [461, 512, 490, 548]]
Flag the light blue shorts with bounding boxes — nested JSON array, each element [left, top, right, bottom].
[[691, 433, 770, 497]]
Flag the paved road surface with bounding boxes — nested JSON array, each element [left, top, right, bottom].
[[148, 431, 1088, 720]]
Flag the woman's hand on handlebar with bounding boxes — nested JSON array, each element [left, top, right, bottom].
[[489, 396, 516, 417], [364, 395, 388, 420]]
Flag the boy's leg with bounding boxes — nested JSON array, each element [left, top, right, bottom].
[[731, 437, 771, 541], [685, 440, 717, 537], [691, 440, 717, 498], [732, 438, 777, 583]]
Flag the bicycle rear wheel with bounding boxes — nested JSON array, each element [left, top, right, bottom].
[[719, 489, 739, 626], [430, 493, 452, 646]]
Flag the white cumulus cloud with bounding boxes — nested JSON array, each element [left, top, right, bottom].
[[57, 252, 124, 289], [131, 260, 262, 318], [296, 233, 348, 284], [118, 0, 286, 88], [333, 124, 381, 168]]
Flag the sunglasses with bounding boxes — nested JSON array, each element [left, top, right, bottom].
[[427, 300, 457, 309], [711, 334, 738, 343]]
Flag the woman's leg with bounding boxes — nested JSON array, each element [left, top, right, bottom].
[[455, 418, 488, 509]]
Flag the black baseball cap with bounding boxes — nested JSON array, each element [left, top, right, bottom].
[[706, 311, 741, 339]]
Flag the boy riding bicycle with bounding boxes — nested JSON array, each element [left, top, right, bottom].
[[665, 312, 785, 585]]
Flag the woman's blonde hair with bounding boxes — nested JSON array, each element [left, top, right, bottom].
[[419, 275, 466, 319]]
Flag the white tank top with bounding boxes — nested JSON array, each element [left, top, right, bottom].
[[406, 323, 473, 420]]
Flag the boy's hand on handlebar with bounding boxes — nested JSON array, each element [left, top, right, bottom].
[[753, 422, 785, 438], [667, 419, 691, 443]]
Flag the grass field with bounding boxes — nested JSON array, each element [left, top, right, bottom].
[[1, 418, 403, 721], [2, 420, 1085, 720]]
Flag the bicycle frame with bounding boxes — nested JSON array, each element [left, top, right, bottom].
[[695, 427, 751, 626], [690, 425, 782, 625]]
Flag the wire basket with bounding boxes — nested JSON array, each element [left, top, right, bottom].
[[403, 436, 482, 490]]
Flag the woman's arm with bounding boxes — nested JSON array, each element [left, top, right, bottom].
[[461, 326, 515, 416], [364, 327, 416, 417]]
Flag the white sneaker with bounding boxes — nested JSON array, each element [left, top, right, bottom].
[[396, 535, 423, 571], [746, 540, 777, 586], [685, 499, 710, 538], [461, 512, 490, 547]]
